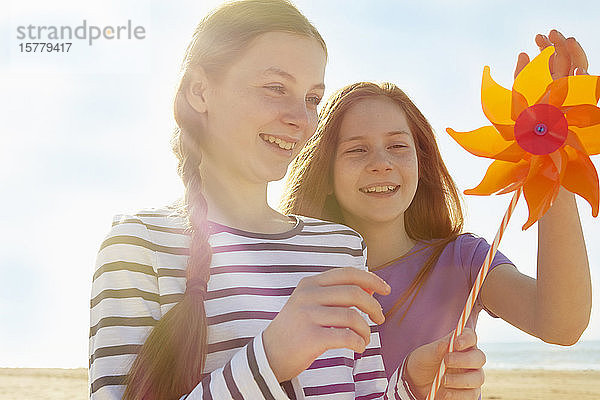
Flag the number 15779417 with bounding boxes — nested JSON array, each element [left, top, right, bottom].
[[19, 42, 72, 52]]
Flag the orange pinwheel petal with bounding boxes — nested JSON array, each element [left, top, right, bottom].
[[494, 124, 516, 141], [544, 77, 568, 107], [513, 46, 554, 107], [569, 125, 600, 155], [560, 75, 600, 107], [464, 159, 529, 196], [521, 156, 561, 230], [548, 148, 568, 181], [511, 89, 529, 122], [565, 129, 589, 154], [565, 104, 600, 128], [562, 146, 600, 216], [447, 126, 525, 162], [481, 66, 513, 126]]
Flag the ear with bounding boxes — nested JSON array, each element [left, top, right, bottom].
[[184, 67, 210, 114], [325, 176, 334, 196]]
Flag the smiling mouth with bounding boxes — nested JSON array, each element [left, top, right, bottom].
[[260, 133, 297, 151], [359, 185, 399, 194]]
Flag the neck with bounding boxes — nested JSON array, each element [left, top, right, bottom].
[[199, 164, 292, 234], [345, 214, 416, 270]]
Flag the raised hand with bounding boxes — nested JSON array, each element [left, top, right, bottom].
[[514, 29, 589, 79], [262, 267, 391, 382], [405, 328, 485, 400]]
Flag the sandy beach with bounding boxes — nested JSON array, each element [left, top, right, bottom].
[[0, 368, 598, 399], [482, 369, 600, 399], [0, 368, 87, 400]]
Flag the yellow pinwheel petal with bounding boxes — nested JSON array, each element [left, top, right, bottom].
[[513, 46, 554, 107], [561, 75, 600, 107], [464, 159, 529, 196], [569, 125, 600, 155], [447, 126, 524, 162], [562, 146, 599, 216], [481, 66, 513, 126], [522, 155, 561, 230]]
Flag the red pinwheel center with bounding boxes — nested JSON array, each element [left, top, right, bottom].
[[514, 103, 568, 155]]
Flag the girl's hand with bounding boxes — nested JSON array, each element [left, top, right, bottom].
[[514, 29, 589, 79], [262, 267, 391, 382], [405, 328, 485, 400]]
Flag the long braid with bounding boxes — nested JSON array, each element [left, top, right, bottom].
[[177, 131, 214, 387], [180, 136, 212, 292], [122, 2, 327, 398], [122, 130, 213, 400]]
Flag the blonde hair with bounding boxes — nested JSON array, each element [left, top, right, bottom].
[[123, 1, 326, 398], [280, 81, 463, 323]]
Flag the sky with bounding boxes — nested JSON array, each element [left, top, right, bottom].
[[1, 0, 599, 368]]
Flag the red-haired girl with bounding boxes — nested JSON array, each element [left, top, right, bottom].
[[281, 31, 592, 399]]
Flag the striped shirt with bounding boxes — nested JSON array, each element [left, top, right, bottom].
[[89, 207, 415, 399]]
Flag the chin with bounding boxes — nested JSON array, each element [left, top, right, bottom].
[[260, 168, 287, 183], [360, 211, 404, 225]]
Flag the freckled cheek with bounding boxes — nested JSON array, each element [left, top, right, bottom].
[[403, 163, 419, 191], [333, 160, 362, 198], [394, 154, 418, 174]]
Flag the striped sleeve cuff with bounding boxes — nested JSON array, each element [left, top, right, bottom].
[[183, 333, 290, 400], [246, 332, 291, 400], [387, 356, 419, 400]]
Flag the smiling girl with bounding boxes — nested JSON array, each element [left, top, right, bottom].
[[88, 1, 485, 399], [280, 31, 592, 399]]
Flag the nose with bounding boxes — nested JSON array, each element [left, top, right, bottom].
[[367, 148, 393, 173], [282, 97, 310, 131]]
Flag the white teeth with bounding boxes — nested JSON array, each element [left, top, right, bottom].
[[262, 134, 296, 150], [360, 185, 398, 193]]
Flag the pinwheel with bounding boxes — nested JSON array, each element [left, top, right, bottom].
[[449, 45, 600, 229], [427, 46, 600, 400]]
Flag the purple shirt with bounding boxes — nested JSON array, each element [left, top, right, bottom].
[[373, 234, 513, 378]]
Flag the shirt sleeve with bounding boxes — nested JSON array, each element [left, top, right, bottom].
[[388, 356, 420, 400], [89, 215, 290, 400], [458, 233, 514, 318], [89, 214, 161, 399], [352, 325, 418, 400], [181, 333, 290, 400]]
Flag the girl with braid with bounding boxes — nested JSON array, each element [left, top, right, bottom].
[[89, 1, 485, 399]]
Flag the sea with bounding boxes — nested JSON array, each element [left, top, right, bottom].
[[478, 340, 600, 370]]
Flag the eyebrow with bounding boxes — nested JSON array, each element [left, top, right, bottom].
[[339, 130, 411, 144], [262, 67, 325, 90]]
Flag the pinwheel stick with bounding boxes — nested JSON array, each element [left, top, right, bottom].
[[426, 188, 522, 400]]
